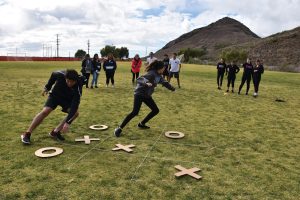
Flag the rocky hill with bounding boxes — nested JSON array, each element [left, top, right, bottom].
[[155, 17, 300, 71]]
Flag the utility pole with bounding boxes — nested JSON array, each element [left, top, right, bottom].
[[56, 34, 60, 57], [87, 40, 90, 54]]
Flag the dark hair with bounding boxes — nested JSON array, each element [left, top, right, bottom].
[[85, 54, 90, 58], [164, 54, 168, 56], [93, 53, 98, 60], [173, 53, 177, 56], [65, 69, 79, 81], [145, 60, 164, 72]]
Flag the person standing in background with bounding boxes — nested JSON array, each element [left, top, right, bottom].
[[216, 58, 226, 90], [145, 52, 157, 67], [162, 54, 170, 79], [168, 53, 181, 88], [226, 61, 240, 93], [103, 53, 117, 87], [81, 54, 92, 88], [238, 58, 253, 95], [131, 54, 142, 85], [252, 59, 264, 97], [91, 53, 101, 89]]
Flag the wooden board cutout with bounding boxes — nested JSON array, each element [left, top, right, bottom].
[[165, 131, 185, 139], [112, 144, 135, 153], [174, 165, 202, 180], [75, 135, 100, 144], [89, 124, 108, 130], [35, 147, 63, 158]]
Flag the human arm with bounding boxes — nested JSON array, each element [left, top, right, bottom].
[[43, 71, 60, 95]]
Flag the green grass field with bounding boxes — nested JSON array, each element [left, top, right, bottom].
[[0, 61, 299, 200]]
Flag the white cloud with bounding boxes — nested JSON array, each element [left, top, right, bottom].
[[0, 0, 299, 57]]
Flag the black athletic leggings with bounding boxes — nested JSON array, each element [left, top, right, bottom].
[[217, 71, 225, 87], [253, 75, 261, 93], [83, 73, 90, 87], [105, 71, 115, 85], [239, 74, 251, 93], [132, 71, 139, 83], [120, 95, 159, 129], [227, 75, 236, 88]]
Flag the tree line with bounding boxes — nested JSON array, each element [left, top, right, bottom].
[[75, 45, 129, 59]]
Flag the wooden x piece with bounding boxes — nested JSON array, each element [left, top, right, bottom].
[[75, 135, 100, 144], [174, 165, 202, 180], [112, 144, 135, 153]]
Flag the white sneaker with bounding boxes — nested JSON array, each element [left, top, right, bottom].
[[106, 84, 108, 87]]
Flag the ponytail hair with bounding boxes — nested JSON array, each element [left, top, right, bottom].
[[145, 60, 164, 72]]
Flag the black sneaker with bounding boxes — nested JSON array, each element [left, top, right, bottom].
[[21, 132, 31, 144], [245, 93, 248, 95], [226, 89, 229, 92], [114, 127, 122, 137], [138, 123, 150, 129], [49, 130, 65, 141]]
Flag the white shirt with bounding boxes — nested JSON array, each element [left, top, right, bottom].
[[146, 57, 157, 66], [169, 58, 181, 72]]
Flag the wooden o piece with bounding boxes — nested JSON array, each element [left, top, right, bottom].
[[174, 165, 202, 180], [35, 147, 63, 158], [165, 131, 185, 139], [89, 124, 108, 130]]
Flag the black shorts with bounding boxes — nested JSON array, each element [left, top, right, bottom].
[[44, 96, 71, 113], [169, 72, 179, 78]]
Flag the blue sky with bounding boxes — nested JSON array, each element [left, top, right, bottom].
[[0, 0, 299, 57]]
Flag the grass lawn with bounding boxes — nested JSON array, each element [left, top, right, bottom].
[[0, 61, 299, 200]]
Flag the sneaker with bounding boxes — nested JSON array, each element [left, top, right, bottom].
[[49, 130, 65, 141], [95, 86, 98, 88], [226, 89, 229, 92], [245, 93, 248, 95], [112, 85, 115, 88], [114, 127, 122, 137], [21, 132, 31, 144], [138, 123, 150, 129], [106, 84, 108, 87], [217, 87, 221, 90], [91, 86, 93, 89], [231, 90, 234, 93]]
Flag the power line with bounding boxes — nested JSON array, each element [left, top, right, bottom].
[[56, 34, 60, 57]]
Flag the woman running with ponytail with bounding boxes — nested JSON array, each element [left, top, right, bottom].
[[114, 60, 175, 137]]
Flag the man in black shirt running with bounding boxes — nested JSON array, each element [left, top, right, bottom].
[[21, 69, 86, 144]]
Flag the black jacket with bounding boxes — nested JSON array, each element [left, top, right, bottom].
[[91, 59, 101, 73], [103, 59, 117, 72], [226, 64, 240, 76], [44, 71, 86, 124], [253, 64, 264, 79], [242, 62, 253, 76], [217, 62, 227, 73], [135, 70, 175, 97]]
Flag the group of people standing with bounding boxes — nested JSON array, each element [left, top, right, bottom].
[[216, 58, 264, 97], [81, 53, 117, 88]]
